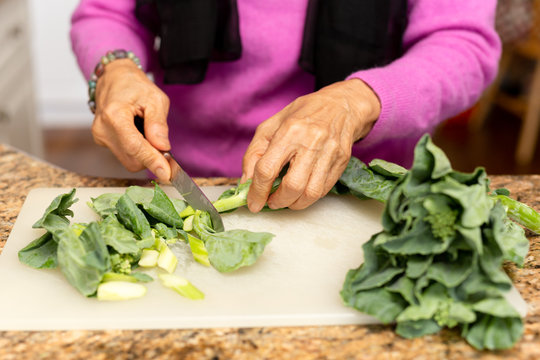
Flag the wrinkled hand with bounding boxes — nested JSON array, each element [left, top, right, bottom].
[[93, 59, 171, 181], [242, 79, 381, 212]]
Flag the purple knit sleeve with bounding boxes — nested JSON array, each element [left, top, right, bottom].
[[70, 0, 155, 80], [348, 0, 501, 149]]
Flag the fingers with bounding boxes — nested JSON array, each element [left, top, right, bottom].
[[288, 150, 349, 210], [246, 142, 291, 212], [142, 91, 171, 151], [244, 82, 367, 212], [92, 59, 172, 181], [241, 117, 282, 183], [93, 104, 171, 182], [266, 153, 315, 209]]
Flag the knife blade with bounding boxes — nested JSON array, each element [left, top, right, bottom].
[[134, 116, 224, 232], [163, 151, 225, 232]]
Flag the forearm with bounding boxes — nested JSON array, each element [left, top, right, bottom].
[[70, 0, 155, 80], [348, 0, 501, 148]]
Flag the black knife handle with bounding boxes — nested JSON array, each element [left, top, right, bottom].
[[134, 115, 145, 137]]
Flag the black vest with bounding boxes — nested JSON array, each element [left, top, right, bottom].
[[135, 0, 408, 90]]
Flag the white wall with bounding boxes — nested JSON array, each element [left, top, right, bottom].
[[28, 0, 92, 128]]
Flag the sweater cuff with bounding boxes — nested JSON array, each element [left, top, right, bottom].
[[346, 66, 412, 149]]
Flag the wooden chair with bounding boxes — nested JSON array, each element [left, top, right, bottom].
[[469, 0, 540, 166]]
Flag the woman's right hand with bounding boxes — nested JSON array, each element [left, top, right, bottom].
[[92, 58, 171, 181]]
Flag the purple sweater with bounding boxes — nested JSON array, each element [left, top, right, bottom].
[[71, 0, 501, 177]]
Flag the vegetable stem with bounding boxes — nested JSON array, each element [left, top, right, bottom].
[[158, 274, 204, 300], [495, 194, 540, 234]]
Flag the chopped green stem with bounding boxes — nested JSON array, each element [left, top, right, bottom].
[[138, 249, 159, 268], [213, 196, 247, 213], [102, 272, 138, 283], [158, 274, 204, 300], [183, 215, 194, 232], [187, 233, 210, 267], [495, 194, 540, 234], [97, 281, 147, 301], [180, 206, 195, 218], [157, 242, 178, 273]]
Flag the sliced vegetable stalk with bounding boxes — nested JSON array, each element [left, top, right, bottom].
[[183, 215, 194, 232], [212, 177, 282, 213], [102, 272, 153, 283], [495, 194, 540, 234], [159, 274, 204, 300], [97, 281, 147, 301], [187, 234, 210, 267], [156, 240, 178, 273], [138, 249, 159, 268]]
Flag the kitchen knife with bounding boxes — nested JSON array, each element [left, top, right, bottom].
[[164, 151, 225, 232], [135, 116, 225, 232]]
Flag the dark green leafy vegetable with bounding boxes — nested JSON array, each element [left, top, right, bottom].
[[135, 182, 183, 228], [462, 314, 523, 351], [33, 189, 78, 228], [334, 157, 401, 202], [192, 210, 273, 272], [115, 193, 153, 243], [20, 181, 277, 299], [99, 215, 140, 254], [88, 193, 121, 218], [339, 134, 533, 350], [17, 232, 57, 269], [57, 222, 111, 296]]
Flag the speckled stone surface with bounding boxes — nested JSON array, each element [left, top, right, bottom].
[[0, 143, 538, 360]]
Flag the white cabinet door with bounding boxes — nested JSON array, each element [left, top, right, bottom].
[[0, 0, 42, 157]]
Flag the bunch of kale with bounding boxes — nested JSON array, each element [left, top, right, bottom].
[[339, 135, 531, 350]]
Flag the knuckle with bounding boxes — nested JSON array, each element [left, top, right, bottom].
[[101, 101, 125, 120], [335, 146, 351, 165], [311, 124, 329, 142], [254, 160, 278, 182], [304, 185, 323, 201], [289, 201, 309, 211], [124, 161, 144, 173], [254, 121, 274, 136], [123, 133, 144, 158], [281, 176, 305, 195], [91, 118, 107, 146]]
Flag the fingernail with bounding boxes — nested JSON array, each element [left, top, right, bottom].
[[249, 200, 263, 213], [267, 201, 279, 210], [155, 167, 167, 180]]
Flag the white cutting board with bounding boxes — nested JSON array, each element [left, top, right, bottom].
[[0, 186, 527, 331]]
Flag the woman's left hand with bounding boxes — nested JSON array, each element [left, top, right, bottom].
[[242, 78, 381, 212]]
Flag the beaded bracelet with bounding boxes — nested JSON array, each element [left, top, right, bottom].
[[87, 49, 142, 114]]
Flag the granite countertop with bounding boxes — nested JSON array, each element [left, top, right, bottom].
[[0, 143, 539, 360]]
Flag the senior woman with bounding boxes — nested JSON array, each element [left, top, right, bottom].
[[70, 0, 501, 212]]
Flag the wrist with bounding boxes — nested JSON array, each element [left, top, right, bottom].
[[345, 78, 381, 140], [104, 58, 143, 75], [88, 49, 142, 114]]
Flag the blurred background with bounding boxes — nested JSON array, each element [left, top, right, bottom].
[[1, 0, 539, 179]]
